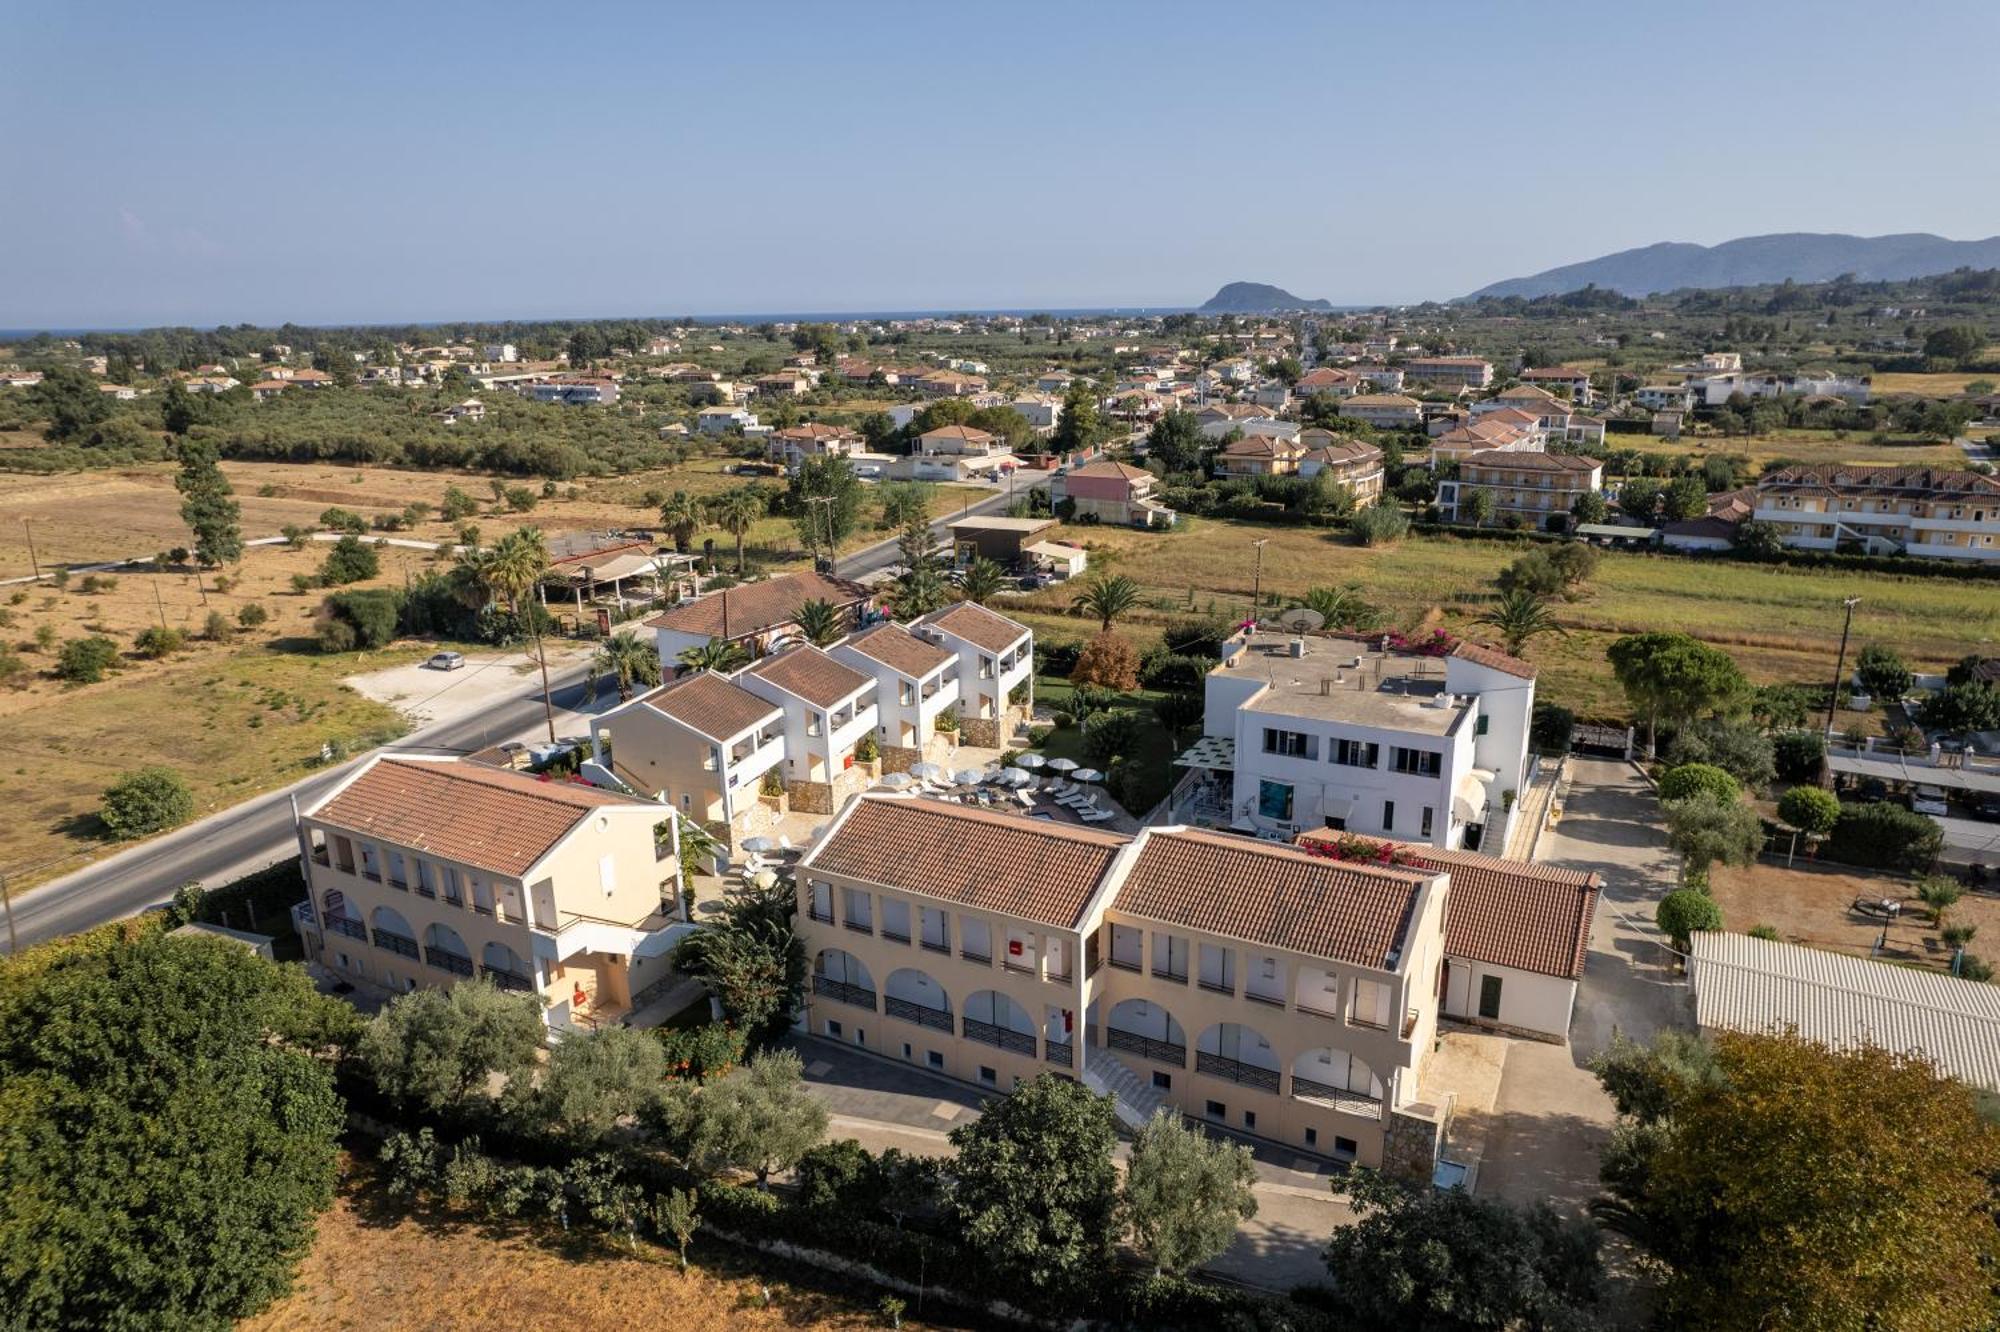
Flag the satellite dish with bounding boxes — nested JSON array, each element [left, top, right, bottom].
[[1276, 607, 1326, 633]]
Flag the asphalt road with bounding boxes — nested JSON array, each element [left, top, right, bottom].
[[3, 476, 1049, 952]]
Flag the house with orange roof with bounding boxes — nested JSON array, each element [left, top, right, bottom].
[[1055, 459, 1177, 527]]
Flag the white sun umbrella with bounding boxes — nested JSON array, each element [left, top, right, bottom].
[[878, 771, 916, 790], [1069, 768, 1104, 783], [1014, 752, 1047, 770], [1002, 767, 1034, 786], [751, 868, 779, 890], [953, 767, 988, 786], [1047, 757, 1079, 773], [741, 834, 782, 854], [910, 760, 947, 781]]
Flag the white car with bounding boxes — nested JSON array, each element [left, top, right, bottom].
[[426, 651, 466, 671], [1910, 785, 1949, 817]]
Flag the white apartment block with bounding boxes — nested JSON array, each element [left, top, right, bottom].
[[1753, 465, 2000, 562], [1402, 357, 1494, 390]]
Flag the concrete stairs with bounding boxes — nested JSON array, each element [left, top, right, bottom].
[[1082, 1043, 1166, 1128]]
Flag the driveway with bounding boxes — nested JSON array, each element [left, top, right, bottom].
[[791, 1036, 1351, 1292]]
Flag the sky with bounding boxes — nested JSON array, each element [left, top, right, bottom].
[[3, 0, 1997, 330]]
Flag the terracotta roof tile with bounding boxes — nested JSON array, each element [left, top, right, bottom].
[[742, 644, 872, 708], [916, 600, 1031, 655], [1449, 640, 1538, 679], [1118, 828, 1432, 969], [646, 571, 871, 641], [803, 796, 1126, 928], [1068, 460, 1154, 482], [639, 671, 781, 741], [840, 622, 953, 678], [312, 758, 646, 878]]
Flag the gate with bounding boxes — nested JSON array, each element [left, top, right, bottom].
[[1572, 723, 1633, 760]]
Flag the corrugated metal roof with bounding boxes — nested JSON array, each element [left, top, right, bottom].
[[1688, 931, 2000, 1092]]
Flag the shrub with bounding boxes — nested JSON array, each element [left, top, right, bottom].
[[1658, 763, 1741, 804], [318, 506, 368, 535], [314, 617, 358, 653], [1531, 703, 1576, 754], [289, 572, 320, 595], [133, 626, 186, 659], [504, 485, 538, 512], [56, 635, 121, 682], [77, 573, 118, 595], [33, 623, 59, 652], [1771, 729, 1826, 782], [1777, 785, 1841, 836], [1037, 639, 1084, 677], [1070, 631, 1141, 691], [1665, 718, 1775, 791], [1081, 709, 1143, 765], [318, 535, 380, 586], [655, 1021, 747, 1083], [1349, 504, 1409, 546], [1825, 800, 1943, 871], [321, 588, 403, 650], [99, 766, 196, 838], [1158, 616, 1228, 659], [202, 610, 234, 642], [1748, 923, 1781, 941], [1918, 681, 2000, 735], [1657, 887, 1724, 952], [237, 602, 269, 629], [1855, 645, 1912, 702], [440, 487, 479, 521]]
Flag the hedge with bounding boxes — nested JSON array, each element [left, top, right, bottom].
[[1823, 800, 1944, 871]]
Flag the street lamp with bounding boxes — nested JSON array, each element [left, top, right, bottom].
[[1250, 538, 1270, 623], [1825, 595, 1861, 736]]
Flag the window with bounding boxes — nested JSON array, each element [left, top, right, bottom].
[[1151, 932, 1189, 983], [1382, 800, 1395, 831], [1243, 1110, 1257, 1130], [826, 1020, 843, 1038], [1304, 1127, 1318, 1148], [1479, 974, 1504, 1021], [961, 917, 993, 963], [1257, 780, 1294, 823], [902, 1043, 913, 1060], [1332, 738, 1378, 768], [928, 1050, 945, 1070], [1352, 978, 1392, 1028], [1205, 1101, 1226, 1120], [841, 887, 873, 933], [1420, 806, 1434, 838], [809, 880, 834, 924], [880, 897, 912, 943], [1334, 1136, 1358, 1160], [1475, 714, 1490, 736], [1152, 1071, 1172, 1090], [979, 1066, 997, 1086], [1390, 746, 1442, 776], [1263, 728, 1315, 759]]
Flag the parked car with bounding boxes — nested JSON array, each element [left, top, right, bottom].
[[1910, 784, 1949, 817], [426, 650, 466, 671], [1972, 793, 2000, 824]]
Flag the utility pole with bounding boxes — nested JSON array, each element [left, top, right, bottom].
[[22, 520, 39, 580], [151, 579, 169, 632], [0, 874, 15, 957], [1250, 538, 1269, 623], [1825, 595, 1861, 736]]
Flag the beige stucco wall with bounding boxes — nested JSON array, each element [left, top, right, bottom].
[[596, 702, 729, 826]]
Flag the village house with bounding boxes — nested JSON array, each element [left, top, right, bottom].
[[736, 646, 880, 815], [830, 622, 962, 770], [1215, 433, 1307, 478], [1296, 432, 1385, 506], [1517, 366, 1593, 403], [1338, 393, 1424, 430], [911, 600, 1034, 748], [767, 422, 861, 468], [646, 570, 874, 665], [1055, 459, 1177, 527]]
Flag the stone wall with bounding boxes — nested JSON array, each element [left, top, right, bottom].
[[959, 717, 1000, 748], [1382, 1102, 1447, 1183], [880, 744, 922, 775], [786, 780, 835, 816]]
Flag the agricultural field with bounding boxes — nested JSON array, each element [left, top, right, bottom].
[[242, 1159, 921, 1332], [1868, 370, 1997, 398], [1624, 427, 1965, 471], [996, 517, 1999, 719]]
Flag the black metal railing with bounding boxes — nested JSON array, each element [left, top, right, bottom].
[[1107, 1028, 1186, 1066], [1290, 1074, 1380, 1114], [415, 883, 436, 899], [425, 947, 474, 977], [844, 920, 873, 936], [814, 975, 877, 1009], [473, 904, 494, 917], [963, 1017, 1036, 1056], [1196, 1051, 1280, 1093], [1296, 1000, 1341, 1019], [309, 849, 331, 866], [487, 968, 533, 993], [326, 915, 366, 940], [1151, 966, 1189, 985], [921, 939, 950, 955], [372, 929, 418, 959], [1045, 1040, 1073, 1067], [809, 908, 834, 924], [1107, 956, 1141, 973], [961, 948, 991, 965], [884, 996, 953, 1032], [881, 929, 912, 944], [1198, 978, 1235, 996]]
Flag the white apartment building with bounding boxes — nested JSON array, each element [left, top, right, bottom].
[[1173, 631, 1537, 854], [736, 645, 881, 815], [1752, 465, 2000, 562], [1402, 357, 1494, 390], [830, 621, 961, 768], [795, 794, 1596, 1175], [911, 601, 1035, 748], [1338, 394, 1425, 430], [291, 755, 687, 1031]]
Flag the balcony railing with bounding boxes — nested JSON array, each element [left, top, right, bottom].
[[1045, 1040, 1074, 1067], [1403, 1008, 1420, 1040], [814, 975, 877, 1010], [921, 938, 950, 956], [961, 948, 991, 965], [373, 929, 419, 960], [963, 1017, 1036, 1056], [1197, 978, 1235, 997], [487, 968, 533, 993], [425, 947, 474, 977], [326, 915, 367, 941], [808, 908, 834, 925], [1151, 966, 1189, 985], [415, 884, 437, 900], [1196, 1051, 1281, 1093], [844, 920, 873, 936], [1003, 957, 1036, 976], [1107, 955, 1141, 973], [1297, 1000, 1341, 1020], [881, 928, 912, 945], [884, 996, 953, 1032], [1107, 1028, 1186, 1066], [309, 849, 331, 867], [1291, 1075, 1382, 1118]]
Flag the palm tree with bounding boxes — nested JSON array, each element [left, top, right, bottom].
[[793, 597, 843, 648], [708, 487, 766, 573], [1071, 573, 1142, 631], [448, 543, 499, 610], [487, 528, 558, 742], [958, 556, 1007, 606], [1301, 583, 1383, 631], [1476, 587, 1567, 658], [678, 639, 750, 674], [658, 490, 705, 555], [590, 632, 662, 702]]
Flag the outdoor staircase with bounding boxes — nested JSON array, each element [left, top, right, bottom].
[[1081, 1044, 1166, 1128]]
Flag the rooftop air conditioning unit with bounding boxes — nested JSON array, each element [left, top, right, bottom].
[[1288, 638, 1306, 658]]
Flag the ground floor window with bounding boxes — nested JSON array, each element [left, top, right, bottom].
[[1479, 974, 1503, 1021], [826, 1019, 843, 1038], [928, 1051, 945, 1070], [1304, 1127, 1318, 1147], [1205, 1100, 1226, 1119], [1152, 1071, 1172, 1090], [1243, 1110, 1257, 1131], [978, 1066, 997, 1085], [1334, 1136, 1358, 1160], [1257, 780, 1293, 822]]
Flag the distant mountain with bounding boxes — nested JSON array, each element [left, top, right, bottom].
[[1199, 281, 1334, 313], [1464, 232, 2000, 301]]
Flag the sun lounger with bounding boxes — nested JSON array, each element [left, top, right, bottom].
[[1013, 789, 1037, 809], [1079, 807, 1115, 823]]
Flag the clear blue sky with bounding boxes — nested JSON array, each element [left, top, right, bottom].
[[3, 0, 1995, 329]]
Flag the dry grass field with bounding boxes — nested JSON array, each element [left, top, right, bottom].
[[995, 517, 2000, 717], [1707, 860, 2000, 975], [1868, 370, 1996, 398], [1630, 428, 1964, 470], [242, 1161, 930, 1332]]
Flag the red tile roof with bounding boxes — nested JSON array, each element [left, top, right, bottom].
[[839, 622, 954, 678], [646, 571, 871, 641], [1117, 828, 1432, 969], [916, 600, 1030, 655], [1449, 640, 1538, 680], [312, 757, 646, 877], [638, 670, 781, 741], [742, 645, 872, 708], [803, 796, 1126, 928]]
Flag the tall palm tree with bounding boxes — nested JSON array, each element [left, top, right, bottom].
[[1476, 588, 1567, 658], [793, 597, 843, 648], [1301, 583, 1383, 631], [487, 527, 558, 741], [958, 556, 1007, 606], [1071, 573, 1142, 631], [590, 631, 662, 702], [678, 639, 750, 674], [708, 486, 766, 573], [448, 543, 499, 610], [658, 490, 705, 555]]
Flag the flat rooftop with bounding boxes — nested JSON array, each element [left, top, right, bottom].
[[1217, 632, 1469, 736]]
